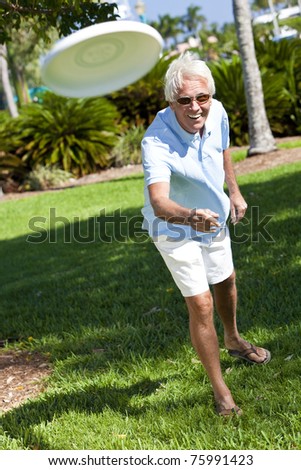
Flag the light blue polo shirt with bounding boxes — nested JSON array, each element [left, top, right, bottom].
[[141, 99, 231, 244]]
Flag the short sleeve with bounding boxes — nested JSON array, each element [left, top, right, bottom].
[[142, 137, 172, 186]]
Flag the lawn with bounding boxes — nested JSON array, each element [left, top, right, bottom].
[[0, 163, 301, 450]]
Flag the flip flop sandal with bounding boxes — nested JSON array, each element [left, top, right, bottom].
[[215, 404, 243, 417], [228, 343, 271, 364]]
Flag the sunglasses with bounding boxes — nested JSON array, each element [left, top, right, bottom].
[[176, 93, 211, 105]]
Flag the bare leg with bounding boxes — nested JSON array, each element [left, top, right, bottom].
[[213, 271, 269, 362], [185, 290, 238, 411]]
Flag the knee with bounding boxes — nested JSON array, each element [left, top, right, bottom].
[[185, 290, 213, 318]]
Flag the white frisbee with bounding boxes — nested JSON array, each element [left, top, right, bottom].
[[40, 21, 163, 98]]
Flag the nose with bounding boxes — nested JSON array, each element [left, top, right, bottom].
[[190, 98, 200, 109]]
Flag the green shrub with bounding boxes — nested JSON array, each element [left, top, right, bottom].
[[210, 48, 298, 146], [209, 56, 249, 146], [0, 92, 121, 178], [0, 111, 28, 184], [23, 165, 73, 191], [0, 154, 27, 183], [261, 67, 292, 136], [111, 125, 145, 167], [256, 38, 301, 136], [0, 110, 11, 125]]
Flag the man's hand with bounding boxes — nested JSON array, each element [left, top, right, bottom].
[[230, 193, 248, 225], [223, 148, 248, 225], [189, 208, 220, 233]]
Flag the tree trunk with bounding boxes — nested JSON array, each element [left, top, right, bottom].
[[232, 0, 276, 156], [6, 44, 30, 107], [0, 44, 19, 118]]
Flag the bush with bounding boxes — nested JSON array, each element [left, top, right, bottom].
[[23, 165, 73, 191], [210, 48, 298, 146], [255, 38, 301, 136], [0, 92, 121, 179], [0, 112, 28, 186], [0, 110, 10, 125], [111, 125, 145, 167], [209, 56, 249, 146]]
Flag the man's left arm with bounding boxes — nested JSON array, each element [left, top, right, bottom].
[[223, 148, 248, 224]]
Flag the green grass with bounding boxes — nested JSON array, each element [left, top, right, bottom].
[[0, 164, 301, 450], [231, 138, 301, 162]]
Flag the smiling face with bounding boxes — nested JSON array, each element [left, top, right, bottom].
[[170, 77, 212, 134]]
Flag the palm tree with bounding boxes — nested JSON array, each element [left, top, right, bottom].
[[232, 0, 276, 155], [0, 44, 18, 118], [181, 5, 206, 38], [150, 14, 184, 48]]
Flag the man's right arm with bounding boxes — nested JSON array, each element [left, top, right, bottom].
[[148, 182, 220, 233]]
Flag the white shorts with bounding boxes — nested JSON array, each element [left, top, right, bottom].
[[154, 228, 234, 297]]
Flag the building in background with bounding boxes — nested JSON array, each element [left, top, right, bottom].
[[252, 3, 300, 41]]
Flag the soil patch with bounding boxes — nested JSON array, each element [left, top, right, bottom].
[[233, 145, 301, 175], [0, 349, 52, 413]]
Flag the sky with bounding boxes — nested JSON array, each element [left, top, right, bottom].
[[127, 0, 235, 26]]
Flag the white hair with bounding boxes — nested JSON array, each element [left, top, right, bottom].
[[164, 51, 216, 102]]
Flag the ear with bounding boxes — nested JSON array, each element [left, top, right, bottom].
[[169, 101, 175, 111]]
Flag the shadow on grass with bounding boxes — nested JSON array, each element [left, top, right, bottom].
[[1, 166, 301, 446], [228, 168, 301, 333], [1, 378, 167, 449], [0, 203, 190, 370]]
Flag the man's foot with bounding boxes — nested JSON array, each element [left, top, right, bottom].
[[215, 403, 243, 417], [227, 343, 271, 365], [214, 390, 241, 417]]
